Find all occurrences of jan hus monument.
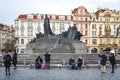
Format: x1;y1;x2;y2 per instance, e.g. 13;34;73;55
26;15;87;54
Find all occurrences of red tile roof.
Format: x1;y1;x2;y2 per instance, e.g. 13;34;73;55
18;15;27;19
33;15;37;19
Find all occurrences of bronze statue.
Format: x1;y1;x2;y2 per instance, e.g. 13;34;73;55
44;15;54;37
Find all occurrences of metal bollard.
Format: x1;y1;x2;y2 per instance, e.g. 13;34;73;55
24;58;26;66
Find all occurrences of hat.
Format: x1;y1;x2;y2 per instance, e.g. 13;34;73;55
110;50;115;53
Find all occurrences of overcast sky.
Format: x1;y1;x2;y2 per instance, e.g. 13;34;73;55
0;0;120;25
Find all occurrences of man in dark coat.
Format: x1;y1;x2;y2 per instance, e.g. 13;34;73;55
3;51;12;76
35;56;43;69
98;53;107;73
12;51;17;69
44;52;51;69
109;53;116;73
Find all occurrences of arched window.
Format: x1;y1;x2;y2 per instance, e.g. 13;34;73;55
91;48;98;53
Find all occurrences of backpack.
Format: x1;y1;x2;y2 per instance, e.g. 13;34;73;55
5;56;11;62
41;64;46;69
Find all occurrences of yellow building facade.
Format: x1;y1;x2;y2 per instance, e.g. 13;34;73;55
89;8;120;54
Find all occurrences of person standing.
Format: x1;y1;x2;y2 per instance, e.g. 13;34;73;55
3;51;12;76
77;56;83;69
109;53;116;73
12;51;17;69
35;56;43;69
98;52;107;73
44;52;51;69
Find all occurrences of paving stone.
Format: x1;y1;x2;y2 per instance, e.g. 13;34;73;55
0;67;120;80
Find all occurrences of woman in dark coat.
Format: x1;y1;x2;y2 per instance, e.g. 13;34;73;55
98;53;107;73
3;52;12;76
35;56;43;69
109;53;116;73
12;51;17;69
77;56;83;69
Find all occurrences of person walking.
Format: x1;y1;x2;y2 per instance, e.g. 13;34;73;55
109;52;116;73
44;52;51;69
12;51;17;69
98;52;107;73
77;56;83;69
35;56;43;69
3;51;12;76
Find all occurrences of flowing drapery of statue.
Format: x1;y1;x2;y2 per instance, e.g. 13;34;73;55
44;15;54;37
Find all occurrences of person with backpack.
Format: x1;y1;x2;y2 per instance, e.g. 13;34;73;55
3;51;12;76
12;51;17;69
35;56;43;69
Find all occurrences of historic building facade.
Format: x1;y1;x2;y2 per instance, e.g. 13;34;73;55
14;14;73;53
72;6;91;52
14;6;120;54
89;8;120;54
0;24;15;51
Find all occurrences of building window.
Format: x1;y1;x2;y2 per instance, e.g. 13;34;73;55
85;18;87;21
114;18;116;22
85;40;87;44
28;21;32;27
92;24;96;29
100;39;102;44
16;30;19;36
80;24;83;29
93;18;95;21
92;39;97;44
100;18;102;22
59;16;64;20
81;18;83;21
85;24;87;29
114;25;116;29
106;39;110;44
52;23;55;29
92;31;96;37
74;17;78;20
27;15;33;19
67;16;71;20
28;30;33;36
21;31;24;36
60;23;64;29
52;15;56;20
85;31;87;36
21;49;25;53
21;39;24;44
21;21;24;27
114;31;116;37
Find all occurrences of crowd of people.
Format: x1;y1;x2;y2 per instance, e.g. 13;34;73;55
35;52;51;69
98;50;116;73
68;56;83;70
2;50;117;76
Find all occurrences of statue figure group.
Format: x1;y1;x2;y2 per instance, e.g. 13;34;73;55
61;24;83;40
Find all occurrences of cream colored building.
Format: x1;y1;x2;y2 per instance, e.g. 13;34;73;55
89;8;120;54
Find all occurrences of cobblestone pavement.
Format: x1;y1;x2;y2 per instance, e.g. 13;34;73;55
0;67;120;80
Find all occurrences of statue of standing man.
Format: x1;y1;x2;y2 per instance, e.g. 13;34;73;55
44;15;54;37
